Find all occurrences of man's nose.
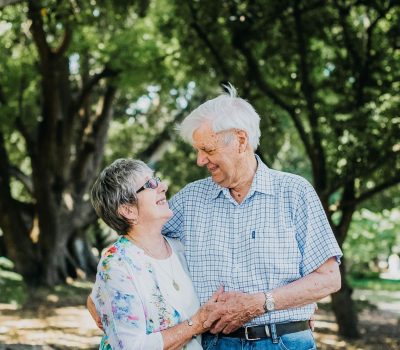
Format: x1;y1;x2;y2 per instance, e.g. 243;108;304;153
196;151;208;167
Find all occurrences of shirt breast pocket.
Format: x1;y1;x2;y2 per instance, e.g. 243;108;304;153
257;221;302;285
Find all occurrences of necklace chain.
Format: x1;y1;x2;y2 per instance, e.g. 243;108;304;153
128;235;180;291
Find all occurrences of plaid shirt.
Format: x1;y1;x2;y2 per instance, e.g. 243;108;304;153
162;155;342;325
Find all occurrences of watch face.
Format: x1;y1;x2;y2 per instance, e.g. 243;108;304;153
266;300;275;311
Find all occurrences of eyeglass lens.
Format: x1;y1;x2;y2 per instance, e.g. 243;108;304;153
146;177;160;189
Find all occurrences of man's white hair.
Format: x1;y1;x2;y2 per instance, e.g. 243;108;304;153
179;83;261;150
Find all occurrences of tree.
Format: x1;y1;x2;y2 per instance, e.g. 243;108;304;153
163;0;400;338
0;0;165;286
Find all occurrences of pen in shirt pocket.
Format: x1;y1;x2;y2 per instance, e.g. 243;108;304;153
251;230;256;239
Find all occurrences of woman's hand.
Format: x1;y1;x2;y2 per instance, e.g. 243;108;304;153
87;295;104;332
191;286;224;334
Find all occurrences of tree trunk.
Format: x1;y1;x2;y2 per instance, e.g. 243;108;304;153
0;132;40;284
0;235;6;256
68;229;99;278
0;207;40;285
1;0;119;287
331;257;360;338
330;185;360;338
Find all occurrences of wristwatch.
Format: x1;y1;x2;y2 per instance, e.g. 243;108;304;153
264;292;275;313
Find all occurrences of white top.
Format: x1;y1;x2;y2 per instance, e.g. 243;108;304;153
148;244;202;350
91;236;203;350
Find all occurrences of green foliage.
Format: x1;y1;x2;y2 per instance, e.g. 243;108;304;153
349;276;400;292
0;265;27;305
162;0;400;202
0;256;14;270
1;0;399;303
156;139;209;197
344;209;400;277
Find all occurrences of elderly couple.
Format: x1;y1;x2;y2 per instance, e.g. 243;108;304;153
87;86;342;350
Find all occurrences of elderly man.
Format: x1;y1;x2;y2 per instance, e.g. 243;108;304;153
88;85;342;349
161;85;342;350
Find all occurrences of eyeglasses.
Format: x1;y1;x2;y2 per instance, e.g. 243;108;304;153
136;177;161;193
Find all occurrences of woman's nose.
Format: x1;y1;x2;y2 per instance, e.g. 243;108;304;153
158;180;168;192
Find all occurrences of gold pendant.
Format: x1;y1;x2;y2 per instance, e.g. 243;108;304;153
173;280;180;291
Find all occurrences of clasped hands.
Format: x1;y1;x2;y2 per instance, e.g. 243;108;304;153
196;286;264;335
89;287;316;334
198;287;317;334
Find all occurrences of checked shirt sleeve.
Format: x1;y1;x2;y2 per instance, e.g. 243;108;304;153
294;180;343;277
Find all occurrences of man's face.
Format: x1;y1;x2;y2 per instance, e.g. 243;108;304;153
192;122;239;188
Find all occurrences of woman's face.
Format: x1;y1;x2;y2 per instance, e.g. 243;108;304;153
135;173;173;224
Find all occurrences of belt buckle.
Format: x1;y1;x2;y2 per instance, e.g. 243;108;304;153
264;325;271;337
245;326;261;341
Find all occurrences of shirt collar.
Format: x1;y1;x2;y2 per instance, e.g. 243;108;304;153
209;154;275;200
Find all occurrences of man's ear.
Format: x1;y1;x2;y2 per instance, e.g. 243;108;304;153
118;204;138;221
236;130;249;153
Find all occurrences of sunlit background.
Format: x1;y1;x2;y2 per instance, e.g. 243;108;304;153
0;0;399;349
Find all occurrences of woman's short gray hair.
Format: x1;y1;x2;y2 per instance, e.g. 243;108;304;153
179;84;261;150
91;159;152;235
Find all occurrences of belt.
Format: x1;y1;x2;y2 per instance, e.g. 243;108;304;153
214;321;310;341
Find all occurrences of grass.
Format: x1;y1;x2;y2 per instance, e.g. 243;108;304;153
348;276;400;291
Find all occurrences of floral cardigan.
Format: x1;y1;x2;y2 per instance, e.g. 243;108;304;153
91;236;193;350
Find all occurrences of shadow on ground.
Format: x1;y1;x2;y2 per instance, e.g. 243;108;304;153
1;285;399;350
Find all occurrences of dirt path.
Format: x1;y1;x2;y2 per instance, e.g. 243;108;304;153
0;291;399;350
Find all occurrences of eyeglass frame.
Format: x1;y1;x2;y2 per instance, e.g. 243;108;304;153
136;176;161;193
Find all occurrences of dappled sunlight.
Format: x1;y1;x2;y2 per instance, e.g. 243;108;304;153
0;304;102;349
1;295;399;349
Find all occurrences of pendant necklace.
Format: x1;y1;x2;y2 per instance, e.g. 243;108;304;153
128;235;180;291
164;237;180;291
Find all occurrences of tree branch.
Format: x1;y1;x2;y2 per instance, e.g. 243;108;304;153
0;132;12;193
0;81;6;105
28;0;51;62
293;1;327;190
137;100;200;162
333;0;361;71
16;75;37;153
327;149;399;196
72;84;117;191
0;131;37;279
9;166;34;195
302;0;327;13
356;5;392;106
70;67;118;117
0;0;23;8
230;29;314;164
185;0;230;77
54;27;73;57
353;175;400;206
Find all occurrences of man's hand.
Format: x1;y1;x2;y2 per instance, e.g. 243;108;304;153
204;291;264;334
87;295;103;331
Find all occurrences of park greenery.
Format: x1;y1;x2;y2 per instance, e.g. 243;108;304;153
0;0;399;340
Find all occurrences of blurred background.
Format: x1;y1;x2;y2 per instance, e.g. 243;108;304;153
0;0;399;349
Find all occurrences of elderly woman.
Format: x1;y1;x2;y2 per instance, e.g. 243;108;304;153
88;159;219;350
